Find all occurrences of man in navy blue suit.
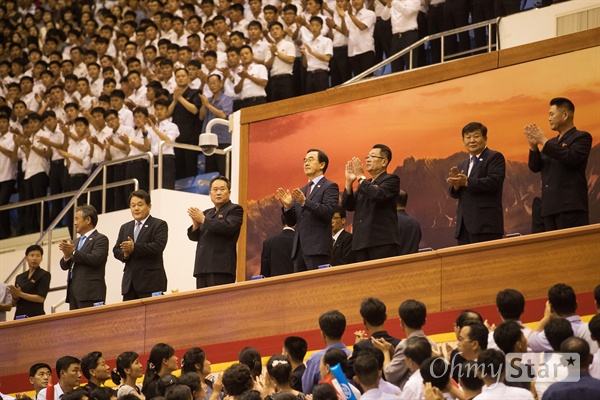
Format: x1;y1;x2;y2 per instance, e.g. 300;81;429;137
448;122;505;245
113;190;168;300
277;149;339;272
525;97;592;231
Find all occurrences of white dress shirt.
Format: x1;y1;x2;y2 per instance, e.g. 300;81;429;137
150;119;180;156
270;40;296;76
240;63;268;99
66;137;91;175
0;132;17;182
20;130;50;179
345;7;376;56
304;35;333;71
381;0;420;34
474;382;534;399
118;107;135;128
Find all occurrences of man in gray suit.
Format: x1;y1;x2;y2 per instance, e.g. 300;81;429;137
59;205;109;309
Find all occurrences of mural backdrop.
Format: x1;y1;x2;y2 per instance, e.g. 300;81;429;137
245;47;600;278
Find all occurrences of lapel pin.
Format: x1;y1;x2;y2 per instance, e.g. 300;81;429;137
218;214;224;219
562;143;567;147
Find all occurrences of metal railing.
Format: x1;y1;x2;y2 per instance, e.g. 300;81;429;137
1;152;155;285
339;17;500;87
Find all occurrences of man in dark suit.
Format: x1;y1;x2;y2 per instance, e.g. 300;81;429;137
113;190;168;300
188;175;244;288
342;144;400;262
330;206;355;266
59;205;109;310
260;215;295;277
277;149;339;272
448;122;505;245
525;97;592;231
397;190;421;255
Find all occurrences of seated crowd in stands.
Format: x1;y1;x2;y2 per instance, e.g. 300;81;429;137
3;284;600;400
0;0;535;238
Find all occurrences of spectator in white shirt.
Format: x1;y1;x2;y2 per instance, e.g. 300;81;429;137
126;71;150;110
589;314;600;379
149;99;180;189
487;288;532;351
248;21;271;65
235;45;268;108
230;4;250;37
381;0;420;72
76;78;97;112
400;336;432;400
338;0;376;77
475;349;534;399
110;90;135;128
327;0;352;87
301;16;333;94
0;113;17;239
265;22;296;101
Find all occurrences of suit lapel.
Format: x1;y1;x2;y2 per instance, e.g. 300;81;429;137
470;148;488;176
136;216;152;242
79;231;97;251
308;178;326;200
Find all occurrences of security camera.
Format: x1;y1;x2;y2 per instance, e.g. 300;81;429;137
199;132;218;156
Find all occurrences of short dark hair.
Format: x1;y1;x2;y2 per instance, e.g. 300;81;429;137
496;289;525;320
322;348;349;373
360;297;387;327
56;356;81;381
353;353;379;387
129;190;151;205
309;16;323;26
222;364;254;396
463;321;489;350
311;383;337;400
248;20;263;30
550;97;575;113
420;357;450;390
493;321;522;355
397;190;408;208
165;384;191;400
404;336;432;366
319;310;346;339
209;175;231;190
178;373;201;396
26;244;44;256
589;314;600;342
398;299;427;329
544;318;573;351
269;21;283;30
29;363;52;378
548;283;577;316
477;349;504;378
283;336;307;362
462;122;488;138
62;388;87;400
458;361;484;391
89;387;116;400
158;374;179;396
373;144;392;163
306;148;329;174
110;89;126;99
333;205;346;219
594;284;600;308
81;351;102;380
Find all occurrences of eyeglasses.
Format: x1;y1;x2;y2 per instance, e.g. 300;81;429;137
365;154;385;160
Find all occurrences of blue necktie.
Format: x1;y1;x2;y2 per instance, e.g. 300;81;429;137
77;235;87;250
134;221;142;242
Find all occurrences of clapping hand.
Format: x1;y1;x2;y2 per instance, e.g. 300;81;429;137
276;188;293;208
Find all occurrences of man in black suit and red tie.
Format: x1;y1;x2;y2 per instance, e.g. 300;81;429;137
330;206;355;266
277;149;340;272
525;97;592;231
260;215;295;277
59;205;109;310
113;190;169;300
447;122;506;245
188;175;244;288
342;144;400;262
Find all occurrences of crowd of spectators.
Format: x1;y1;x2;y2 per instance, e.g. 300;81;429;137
0;0;543;239
3;283;600;400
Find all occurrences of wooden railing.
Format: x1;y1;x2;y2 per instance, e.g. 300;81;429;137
1;224;598;378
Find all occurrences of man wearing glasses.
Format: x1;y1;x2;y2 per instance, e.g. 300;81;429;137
188;175;244;288
277;149;339;272
342;144;400;262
